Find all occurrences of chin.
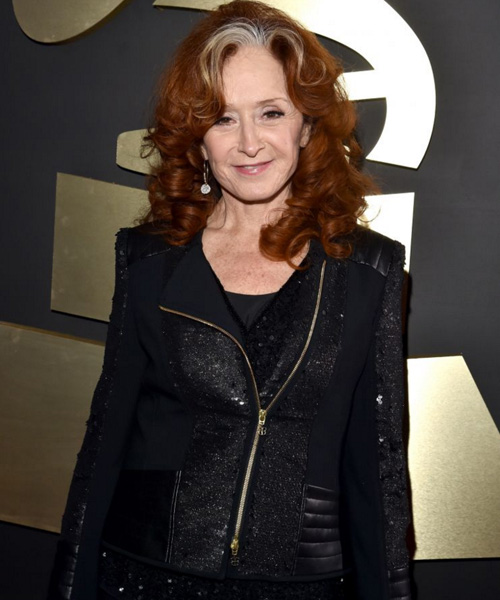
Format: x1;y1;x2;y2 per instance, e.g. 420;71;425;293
224;183;291;205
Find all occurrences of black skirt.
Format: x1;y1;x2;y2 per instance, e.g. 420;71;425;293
98;548;351;600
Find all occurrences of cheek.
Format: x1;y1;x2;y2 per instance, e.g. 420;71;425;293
201;131;221;162
276;127;304;156
203;136;230;166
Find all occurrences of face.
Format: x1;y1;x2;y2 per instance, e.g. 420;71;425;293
201;46;310;206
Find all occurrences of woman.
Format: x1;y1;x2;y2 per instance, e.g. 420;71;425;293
49;1;412;599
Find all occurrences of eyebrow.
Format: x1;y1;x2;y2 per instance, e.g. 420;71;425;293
224;97;290;108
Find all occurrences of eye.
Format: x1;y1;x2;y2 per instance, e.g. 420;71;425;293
213;115;233;126
263;110;285;119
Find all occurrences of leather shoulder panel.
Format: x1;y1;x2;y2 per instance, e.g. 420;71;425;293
348;227;399;277
125;224;170;265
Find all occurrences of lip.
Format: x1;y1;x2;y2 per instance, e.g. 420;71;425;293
233;161;272;176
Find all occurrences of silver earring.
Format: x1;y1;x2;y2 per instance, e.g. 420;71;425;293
201;161;211;195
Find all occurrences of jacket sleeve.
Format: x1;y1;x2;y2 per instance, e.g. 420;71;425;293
47;228;148;600
341;241;412;600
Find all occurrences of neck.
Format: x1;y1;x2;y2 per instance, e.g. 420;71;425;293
206;194;287;240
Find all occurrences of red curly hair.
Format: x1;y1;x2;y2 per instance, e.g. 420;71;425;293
142;0;376;262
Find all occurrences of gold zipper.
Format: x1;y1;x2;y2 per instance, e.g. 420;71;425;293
229;408;266;565
158;259;326;568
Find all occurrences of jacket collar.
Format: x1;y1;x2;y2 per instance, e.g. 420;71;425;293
159;230;245;345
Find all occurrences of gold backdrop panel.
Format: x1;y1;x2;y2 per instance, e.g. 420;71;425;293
0;322;104;532
116;129;159;175
408;356;500;559
12;0;129;43
52;173;148;322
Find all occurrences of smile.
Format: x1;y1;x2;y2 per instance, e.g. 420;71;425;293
233;161;272;176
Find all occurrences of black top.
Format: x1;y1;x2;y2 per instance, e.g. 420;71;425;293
225;290;276;328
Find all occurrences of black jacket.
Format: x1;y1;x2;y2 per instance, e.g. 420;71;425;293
49;225;412;600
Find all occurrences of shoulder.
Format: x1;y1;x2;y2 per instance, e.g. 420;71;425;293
116;223;172;266
347;226;405;277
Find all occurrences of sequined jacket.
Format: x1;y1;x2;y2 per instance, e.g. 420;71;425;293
48;225;412;600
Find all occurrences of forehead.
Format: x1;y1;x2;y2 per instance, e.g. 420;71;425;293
221;46;289;103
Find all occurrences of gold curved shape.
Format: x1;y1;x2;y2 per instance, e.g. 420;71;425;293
12;0;129;43
154;0;224;8
154;0;436;169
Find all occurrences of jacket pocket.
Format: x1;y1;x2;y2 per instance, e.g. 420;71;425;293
102;469;182;563
293;483;343;575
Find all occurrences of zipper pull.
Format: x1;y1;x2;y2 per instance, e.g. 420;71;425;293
258;409;267;436
230;535;240;566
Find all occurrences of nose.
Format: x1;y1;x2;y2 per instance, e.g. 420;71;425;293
237;119;264;157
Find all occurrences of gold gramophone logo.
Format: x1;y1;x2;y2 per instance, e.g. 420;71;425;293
4;0;499;560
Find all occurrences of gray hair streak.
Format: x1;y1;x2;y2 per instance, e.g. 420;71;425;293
198;19;305;88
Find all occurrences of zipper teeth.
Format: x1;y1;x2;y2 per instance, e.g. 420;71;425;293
159;259;326;564
233;423;261;544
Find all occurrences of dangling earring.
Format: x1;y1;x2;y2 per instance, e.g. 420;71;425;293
201;160;211;195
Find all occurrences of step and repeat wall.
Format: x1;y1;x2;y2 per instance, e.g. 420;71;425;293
2;1;499;598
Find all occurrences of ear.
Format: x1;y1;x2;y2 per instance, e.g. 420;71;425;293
200;143;208;160
299;120;312;148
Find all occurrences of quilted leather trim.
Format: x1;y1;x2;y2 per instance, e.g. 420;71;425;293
388;565;411;600
293;484;343;575
348;227;396;277
46;540;79;599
